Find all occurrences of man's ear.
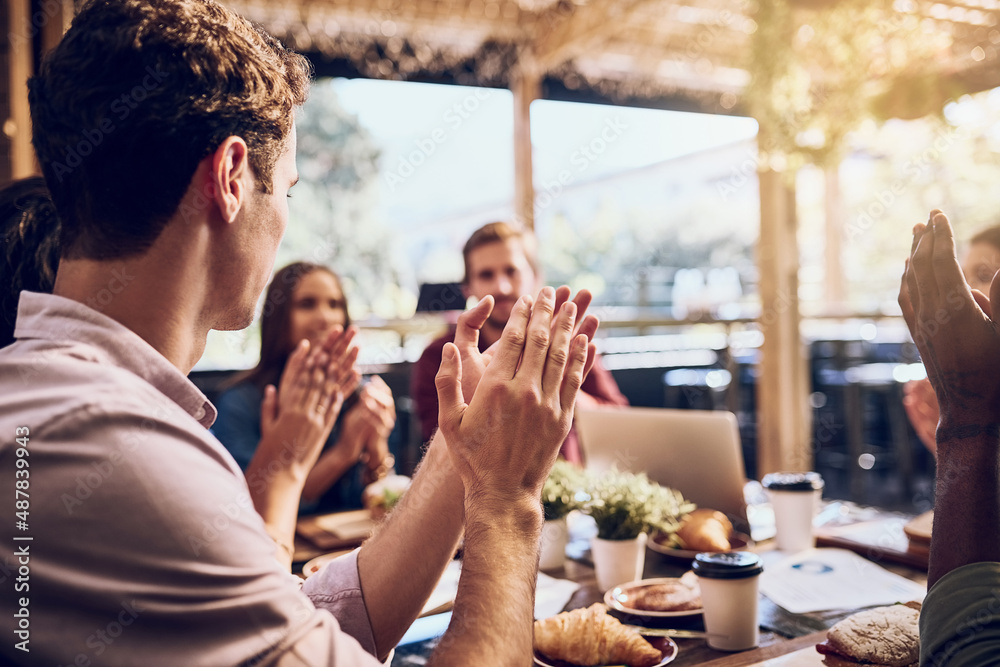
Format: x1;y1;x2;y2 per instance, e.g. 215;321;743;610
210;136;250;224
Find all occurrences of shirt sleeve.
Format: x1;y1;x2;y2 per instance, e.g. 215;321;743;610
301;549;378;651
580;355;629;406
212;383;263;471
920;561;1000;666
3;393;385;667
411;337;447;444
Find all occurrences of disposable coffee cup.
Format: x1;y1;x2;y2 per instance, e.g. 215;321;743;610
692;552;764;651
761;471;824;552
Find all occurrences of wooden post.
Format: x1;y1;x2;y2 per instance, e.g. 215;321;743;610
3;0;71;182
756;167;812;476
7;0;35;179
41;0;74;54
824;165;846;310
511;67;540;230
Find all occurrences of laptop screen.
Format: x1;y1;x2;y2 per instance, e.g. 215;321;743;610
576;406;749;535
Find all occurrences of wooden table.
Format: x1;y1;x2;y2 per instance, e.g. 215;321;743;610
301;508;927;666
389;550;886;666
549;535;926;667
554;556;817;666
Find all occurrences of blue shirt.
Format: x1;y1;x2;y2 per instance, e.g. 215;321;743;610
213;382;368;514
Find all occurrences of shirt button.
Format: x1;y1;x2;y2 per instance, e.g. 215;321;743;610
193;406;206;421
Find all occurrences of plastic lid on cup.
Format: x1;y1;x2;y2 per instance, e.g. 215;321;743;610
692;552;764;579
761;471;825;492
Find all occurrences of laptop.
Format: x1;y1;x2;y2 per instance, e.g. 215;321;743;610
575;406;750;534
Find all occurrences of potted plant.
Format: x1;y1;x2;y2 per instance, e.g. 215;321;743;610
539;460;587;570
581;469;695;591
362;474;411;521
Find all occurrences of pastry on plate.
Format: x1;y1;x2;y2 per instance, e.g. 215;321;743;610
621;575;701;613
676;508;733;552
534;603;662;667
815;602;921;667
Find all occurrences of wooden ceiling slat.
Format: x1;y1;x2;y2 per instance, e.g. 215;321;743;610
228;0;1000;113
531;0;663;71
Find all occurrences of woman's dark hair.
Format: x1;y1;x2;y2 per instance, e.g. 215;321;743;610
231;262;349;390
1;177;60;347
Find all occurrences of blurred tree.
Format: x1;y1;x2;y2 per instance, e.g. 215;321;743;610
538;161;758;319
279;79;405;320
829;89;1000;314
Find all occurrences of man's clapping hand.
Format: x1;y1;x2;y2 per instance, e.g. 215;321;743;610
899;210;1000;441
435;286;591;499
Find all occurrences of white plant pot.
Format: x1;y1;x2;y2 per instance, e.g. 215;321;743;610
590;533;647;592
538;516;569;570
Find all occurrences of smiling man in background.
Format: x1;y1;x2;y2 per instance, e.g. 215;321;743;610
412;221;628;461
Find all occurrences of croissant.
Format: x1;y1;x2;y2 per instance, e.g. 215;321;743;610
533;604;661;667
677;508;732;552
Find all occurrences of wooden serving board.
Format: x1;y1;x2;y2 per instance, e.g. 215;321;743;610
296;509;375;550
814;517;928;571
903;510;933;546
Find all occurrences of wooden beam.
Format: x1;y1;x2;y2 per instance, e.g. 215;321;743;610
41;0;74;55
7;0;34;179
824;165;846;310
512;66;539;231
756;167;812;476
532;0;657;72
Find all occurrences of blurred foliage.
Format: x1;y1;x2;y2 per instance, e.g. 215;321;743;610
746;0;949;170
802;88;1000;314
537;149;760;319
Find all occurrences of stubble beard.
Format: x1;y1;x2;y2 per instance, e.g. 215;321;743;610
482;300;515;342
214;299;259;331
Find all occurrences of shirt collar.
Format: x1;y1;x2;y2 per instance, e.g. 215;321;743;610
14;291;217;427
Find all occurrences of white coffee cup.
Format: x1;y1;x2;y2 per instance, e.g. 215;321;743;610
761;471;824;552
692;552;764;651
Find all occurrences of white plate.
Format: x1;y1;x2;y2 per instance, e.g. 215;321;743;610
647;531;752;561
533;635;678;667
301;549;352;578
604;577;703;618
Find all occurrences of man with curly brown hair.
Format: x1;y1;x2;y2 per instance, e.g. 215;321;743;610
0;1;599;665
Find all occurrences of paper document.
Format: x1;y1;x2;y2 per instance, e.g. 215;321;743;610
535;570;582;619
415;561;581;619
760;548;925;614
419;560;462;617
398;565;581;645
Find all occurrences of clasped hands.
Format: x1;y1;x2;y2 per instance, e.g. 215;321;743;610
257;326;360;480
339;376;397;484
435;286;599;499
900;210;1000;442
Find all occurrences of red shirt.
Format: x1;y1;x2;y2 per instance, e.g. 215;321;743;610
411;328;629;462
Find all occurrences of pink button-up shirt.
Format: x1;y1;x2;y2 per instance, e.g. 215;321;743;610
0;292;382;666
